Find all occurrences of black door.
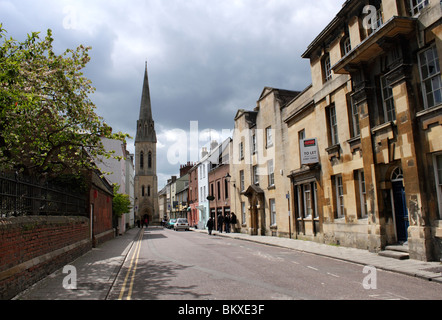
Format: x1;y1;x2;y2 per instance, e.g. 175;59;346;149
392;181;409;243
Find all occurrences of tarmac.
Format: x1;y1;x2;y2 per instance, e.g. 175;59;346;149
12;226;442;300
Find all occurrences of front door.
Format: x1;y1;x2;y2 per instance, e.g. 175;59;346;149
392;180;409;243
251;204;258;236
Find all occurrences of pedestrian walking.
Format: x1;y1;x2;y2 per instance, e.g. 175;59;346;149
217;213;224;233
206;217;214;235
225;213;231;233
230;212;237;233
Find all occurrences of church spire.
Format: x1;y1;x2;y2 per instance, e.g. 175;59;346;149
136;62;157;143
139;61;153;121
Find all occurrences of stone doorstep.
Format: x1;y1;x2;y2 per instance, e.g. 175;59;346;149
378;250;410;260
385;245;409;253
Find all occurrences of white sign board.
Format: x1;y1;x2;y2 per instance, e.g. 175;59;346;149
301;138;319;165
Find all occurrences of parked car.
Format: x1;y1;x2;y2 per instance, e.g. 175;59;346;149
166;219;177;229
174;218;190;231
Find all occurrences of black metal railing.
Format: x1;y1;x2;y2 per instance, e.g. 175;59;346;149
0;172;87;217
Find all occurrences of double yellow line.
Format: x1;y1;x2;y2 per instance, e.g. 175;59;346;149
118;230;144;300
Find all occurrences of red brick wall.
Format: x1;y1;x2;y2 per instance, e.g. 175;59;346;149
90;188;113;236
0;216;91;300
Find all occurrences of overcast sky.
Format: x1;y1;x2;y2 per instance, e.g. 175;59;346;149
1;0;344;188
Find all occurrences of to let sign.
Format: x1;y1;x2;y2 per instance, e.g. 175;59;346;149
301;138;319;165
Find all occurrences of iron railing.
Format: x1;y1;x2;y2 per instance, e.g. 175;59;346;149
0;172;87;217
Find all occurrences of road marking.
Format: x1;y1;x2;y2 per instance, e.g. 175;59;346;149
307;266;319;271
327;272;340;278
118;230;143;300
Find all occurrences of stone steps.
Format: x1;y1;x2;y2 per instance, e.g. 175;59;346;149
378;244;410;260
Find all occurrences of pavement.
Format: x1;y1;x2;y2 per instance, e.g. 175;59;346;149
12;226;442;300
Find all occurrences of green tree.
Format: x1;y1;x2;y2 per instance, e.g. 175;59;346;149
112;185;132;218
0;25;130;181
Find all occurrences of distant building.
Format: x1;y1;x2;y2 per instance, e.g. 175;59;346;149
230;88;300;237
96;138;134;234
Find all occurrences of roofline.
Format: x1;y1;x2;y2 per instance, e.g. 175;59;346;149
301;0;358;59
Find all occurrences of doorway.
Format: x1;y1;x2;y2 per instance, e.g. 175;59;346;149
391;168;409;243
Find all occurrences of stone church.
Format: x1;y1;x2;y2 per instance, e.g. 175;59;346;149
134;63;159;225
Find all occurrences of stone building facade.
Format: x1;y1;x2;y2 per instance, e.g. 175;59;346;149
230;0;442;261
230;88;301;237
284;0;442;261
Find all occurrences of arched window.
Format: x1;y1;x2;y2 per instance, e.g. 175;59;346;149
140;152;144;169
148;185;151;197
391;167;404;182
148;152;152;169
142;186;145;197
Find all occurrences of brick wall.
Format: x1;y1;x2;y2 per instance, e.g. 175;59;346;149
0;216;92;300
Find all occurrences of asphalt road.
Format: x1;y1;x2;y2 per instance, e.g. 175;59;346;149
107;228;442;301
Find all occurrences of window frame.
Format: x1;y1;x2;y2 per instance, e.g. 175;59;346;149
350;96;361;137
418;44;442;110
323;55;332;83
253;165;259;185
328;104;339;146
381;75;397;122
269;198;276;226
410;0;429;16
334;175;345;219
358;170;368;218
241;202;246;225
268;159;275;187
434;153;442;220
266;127;273;148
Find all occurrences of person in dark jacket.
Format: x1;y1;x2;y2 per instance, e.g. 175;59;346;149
230;212;237;233
224;213;231;233
217;213;224;233
206;217;214;235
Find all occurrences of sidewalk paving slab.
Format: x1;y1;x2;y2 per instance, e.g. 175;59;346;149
13;227;141;300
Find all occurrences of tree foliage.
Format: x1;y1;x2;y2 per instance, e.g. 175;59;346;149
112;185;132;218
0;25;130;181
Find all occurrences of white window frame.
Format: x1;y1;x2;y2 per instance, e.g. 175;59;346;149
240;170;245;192
351;97;361;137
324;55;332;82
410;0;429;16
434;153;442;220
253;165;259;185
266;127;273;148
343;37;351;56
372;7;383;31
239;142;244;160
270;199;276;226
335;175;345;218
303;184;313;218
358;170;368;218
268;160;274;187
418;44;442;110
241;202;246;225
252;134;257;154
329;105;339;146
381;75;396;122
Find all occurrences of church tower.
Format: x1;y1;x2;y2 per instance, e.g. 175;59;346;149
134;63;159;225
